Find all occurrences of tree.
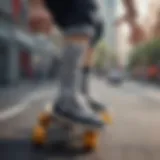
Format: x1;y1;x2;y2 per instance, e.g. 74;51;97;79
93;39;119;70
93;40;109;69
128;38;160;69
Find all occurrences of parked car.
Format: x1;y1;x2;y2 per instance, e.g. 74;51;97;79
107;68;124;85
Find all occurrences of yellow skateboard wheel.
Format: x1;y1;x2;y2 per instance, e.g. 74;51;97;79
101;112;113;125
83;131;99;151
32;125;47;145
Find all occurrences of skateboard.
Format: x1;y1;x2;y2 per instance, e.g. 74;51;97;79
32;103;112;151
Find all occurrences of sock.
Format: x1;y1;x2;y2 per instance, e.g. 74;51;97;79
59;42;88;97
81;66;91;95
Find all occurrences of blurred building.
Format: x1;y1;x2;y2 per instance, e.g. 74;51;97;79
0;0;30;85
116;0;149;65
95;0;118;53
144;0;160;39
103;0;118;50
116;0;132;65
0;0;56;85
101;0;117;50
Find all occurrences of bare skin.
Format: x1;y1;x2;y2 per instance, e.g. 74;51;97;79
29;0;53;34
82;48;94;68
122;0;137;19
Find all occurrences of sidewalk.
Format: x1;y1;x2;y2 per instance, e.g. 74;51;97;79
0;81;53;112
133;79;160;88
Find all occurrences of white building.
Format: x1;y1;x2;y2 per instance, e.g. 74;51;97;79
105;0;118;49
116;0;149;65
116;0;131;65
103;0;118;50
97;0;117;51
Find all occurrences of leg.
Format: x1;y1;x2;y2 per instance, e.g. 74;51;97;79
81;47;94;94
81;20;104;95
44;0;104;128
80;20;106;112
53;34;105;127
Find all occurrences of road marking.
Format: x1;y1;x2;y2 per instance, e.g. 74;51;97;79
0;89;55;121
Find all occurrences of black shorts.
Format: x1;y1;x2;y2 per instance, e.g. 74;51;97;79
44;0;103;37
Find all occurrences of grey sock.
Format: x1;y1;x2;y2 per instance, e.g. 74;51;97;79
59;42;88;97
81;67;90;95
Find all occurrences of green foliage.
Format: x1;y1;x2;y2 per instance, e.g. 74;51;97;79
94;40;109;68
128;38;160;69
93;39;119;69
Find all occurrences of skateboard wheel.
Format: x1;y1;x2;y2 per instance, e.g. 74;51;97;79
101;112;113;125
39;112;52;127
83;131;99;151
32;125;47;146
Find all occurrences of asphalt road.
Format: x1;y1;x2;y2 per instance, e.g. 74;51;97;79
0;78;160;160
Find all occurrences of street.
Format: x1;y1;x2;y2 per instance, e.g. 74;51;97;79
0;78;160;160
